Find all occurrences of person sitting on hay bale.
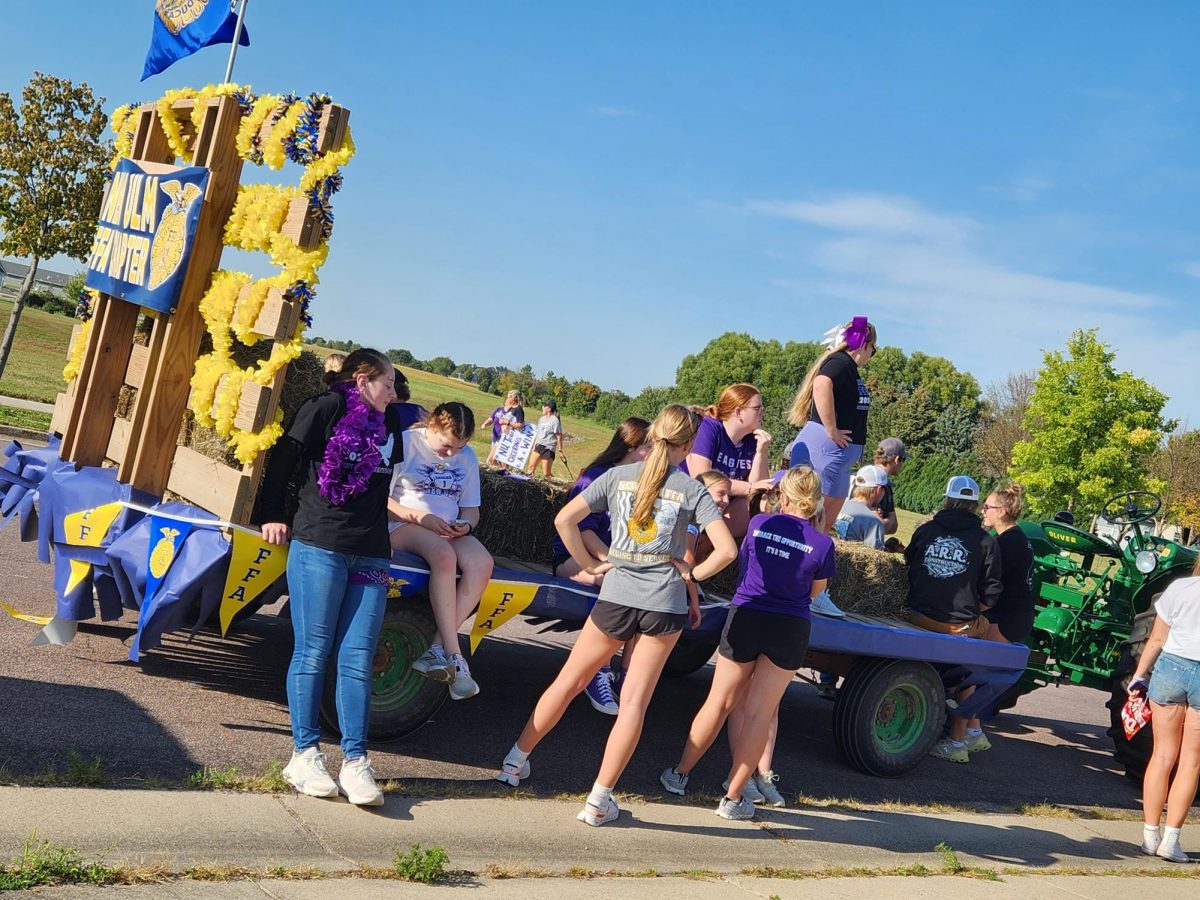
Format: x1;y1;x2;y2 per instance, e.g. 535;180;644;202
388;402;493;701
549;416;652;715
906;475;1002;764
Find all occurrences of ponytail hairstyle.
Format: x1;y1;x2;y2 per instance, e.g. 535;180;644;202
426;401;475;442
989;482;1024;521
631;405;701;528
695;468;732;495
505;389;523;406
704;383;760;421
323;348;393;387
584;416;651;472
787;318;878;428
778;466;822;520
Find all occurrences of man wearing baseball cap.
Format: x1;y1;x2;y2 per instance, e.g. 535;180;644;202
905;475;1002;763
873;437;907;535
833;465;889;550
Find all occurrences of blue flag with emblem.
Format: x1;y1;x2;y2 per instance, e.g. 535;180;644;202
142;1;250;82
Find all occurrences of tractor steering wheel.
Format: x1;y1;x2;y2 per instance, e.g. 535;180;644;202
1100;491;1161;526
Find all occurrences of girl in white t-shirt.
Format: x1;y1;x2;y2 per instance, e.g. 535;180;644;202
389;402;493;700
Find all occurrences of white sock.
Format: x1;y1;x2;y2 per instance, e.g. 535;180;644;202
948;739;967;748
965;727;983;738
504;744;529;767
587;782;613;808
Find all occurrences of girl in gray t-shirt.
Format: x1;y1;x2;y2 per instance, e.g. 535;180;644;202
496;405;738;826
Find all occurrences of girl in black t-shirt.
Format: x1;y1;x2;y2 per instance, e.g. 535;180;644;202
259;348;404;808
786;316;877;529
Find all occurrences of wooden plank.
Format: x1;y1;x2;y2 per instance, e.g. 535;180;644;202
167;446;250;522
234;284;301;341
280;197;322;250
106;416;131;465
50;392;70;437
125;344;151;390
317;104;349;154
123;94;247;496
232;381;272;433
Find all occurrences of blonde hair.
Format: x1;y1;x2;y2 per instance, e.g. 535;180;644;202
778;466;822;519
323;351;347;373
505;389;523;405
988;482;1024;521
787;321;878;427
695;469;732;493
631;405;701;528
704;383;760;421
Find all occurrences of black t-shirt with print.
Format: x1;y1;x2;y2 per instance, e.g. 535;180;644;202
259;391;404;559
809;350;871;445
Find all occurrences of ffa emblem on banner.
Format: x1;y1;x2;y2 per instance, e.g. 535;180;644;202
157;0;209;35
469;581;539;652
218;531;289;635
143;517;194;603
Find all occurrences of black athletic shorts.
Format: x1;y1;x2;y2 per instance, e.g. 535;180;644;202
537;447;557;461
719;604;811;671
590;600;686;642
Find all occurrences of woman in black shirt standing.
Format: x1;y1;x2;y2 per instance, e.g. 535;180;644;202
259;348;404;807
786;316;876;529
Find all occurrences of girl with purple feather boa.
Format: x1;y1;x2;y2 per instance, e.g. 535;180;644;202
259;348;403;808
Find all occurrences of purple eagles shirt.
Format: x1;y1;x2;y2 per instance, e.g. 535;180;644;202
550;465;612;558
682;416;757;481
732;513;837;619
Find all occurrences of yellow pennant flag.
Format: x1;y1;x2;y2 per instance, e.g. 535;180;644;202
218;530;289;636
62;502;124;548
0;600;51;626
469;580;540;652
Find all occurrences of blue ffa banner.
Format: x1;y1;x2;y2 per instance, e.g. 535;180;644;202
84;158;209;315
143;1;251;81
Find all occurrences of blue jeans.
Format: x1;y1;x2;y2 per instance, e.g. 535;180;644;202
286;539;389;758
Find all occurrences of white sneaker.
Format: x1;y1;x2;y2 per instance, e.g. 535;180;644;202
449;654;480;700
660;766;688;796
724;777;765;805
337;756;384;807
716;795;756;820
412;644;455;682
809;590;846;618
577;795;620;826
496;757;530;787
282;747;338;798
1156;840;1191;863
753;770;786;808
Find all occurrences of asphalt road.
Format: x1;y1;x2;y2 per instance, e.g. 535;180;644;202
0;525;1144;812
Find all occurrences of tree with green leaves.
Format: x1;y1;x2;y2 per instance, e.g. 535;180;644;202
0;72;110;380
1010;329;1172;517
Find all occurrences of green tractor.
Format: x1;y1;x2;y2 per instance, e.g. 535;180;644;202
1005;491;1197;776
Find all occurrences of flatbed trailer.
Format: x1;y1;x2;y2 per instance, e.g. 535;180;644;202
365;552;1029;777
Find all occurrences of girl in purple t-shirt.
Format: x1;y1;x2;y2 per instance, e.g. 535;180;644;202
660;467;835;821
684;383;772;543
482;390;524;466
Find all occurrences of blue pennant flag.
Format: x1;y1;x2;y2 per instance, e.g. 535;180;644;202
142;1;250;82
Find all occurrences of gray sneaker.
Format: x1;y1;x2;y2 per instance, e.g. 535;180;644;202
753;770;786;808
716;795;756;820
411;645;455;682
724;776;765;804
660;766;688;796
449;654;480;700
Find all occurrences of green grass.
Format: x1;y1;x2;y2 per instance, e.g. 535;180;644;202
0;405;52;432
0;837;119;891
186;762;288;792
392;844;450;884
0;300;74;404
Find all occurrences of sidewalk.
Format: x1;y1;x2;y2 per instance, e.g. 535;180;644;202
0;394;53;413
0;787;1194;894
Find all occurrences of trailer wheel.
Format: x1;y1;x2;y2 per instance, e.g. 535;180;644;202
320;598;447;742
663;637;720;676
833;658;946;777
1105;607;1158;779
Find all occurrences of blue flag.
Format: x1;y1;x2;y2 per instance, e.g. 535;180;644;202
142;1;250;82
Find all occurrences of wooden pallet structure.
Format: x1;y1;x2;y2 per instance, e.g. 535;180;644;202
50;93;349;524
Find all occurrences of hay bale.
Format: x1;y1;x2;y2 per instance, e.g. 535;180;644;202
827;540;910;618
476;470;571;564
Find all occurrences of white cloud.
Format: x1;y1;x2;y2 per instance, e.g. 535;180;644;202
750;193;1197;419
589;105;638;118
1181;261;1200;279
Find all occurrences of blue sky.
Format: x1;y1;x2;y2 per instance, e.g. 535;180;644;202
3;3;1198;421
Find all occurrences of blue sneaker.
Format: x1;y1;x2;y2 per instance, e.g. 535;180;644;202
585;667;619;715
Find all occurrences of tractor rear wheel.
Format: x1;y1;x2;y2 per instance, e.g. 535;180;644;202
1105;608;1157;779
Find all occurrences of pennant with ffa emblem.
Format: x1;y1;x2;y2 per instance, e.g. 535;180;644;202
218;530;289;636
469;581;539;652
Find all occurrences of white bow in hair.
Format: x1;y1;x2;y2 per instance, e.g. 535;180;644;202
820;323;845;349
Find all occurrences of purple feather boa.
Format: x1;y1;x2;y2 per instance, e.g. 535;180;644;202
317;381;387;506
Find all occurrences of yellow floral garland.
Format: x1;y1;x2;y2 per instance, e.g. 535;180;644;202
69;83;355;466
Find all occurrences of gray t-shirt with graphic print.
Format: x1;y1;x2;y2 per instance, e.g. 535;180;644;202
580;461;723;614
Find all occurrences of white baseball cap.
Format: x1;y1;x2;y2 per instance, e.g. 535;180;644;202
945;475;981;501
853;465;890;489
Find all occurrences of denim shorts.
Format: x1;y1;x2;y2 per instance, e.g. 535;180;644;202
1148;652;1200;711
